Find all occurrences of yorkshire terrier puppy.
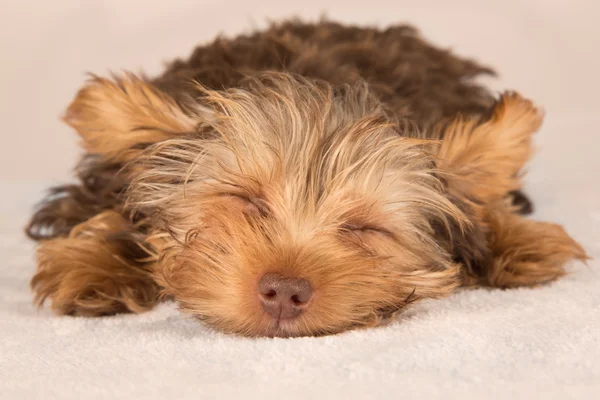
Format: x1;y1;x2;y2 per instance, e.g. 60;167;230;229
26;20;587;337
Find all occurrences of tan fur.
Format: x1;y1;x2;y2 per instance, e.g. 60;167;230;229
437;92;543;221
483;200;588;287
64;73;197;162
27;24;587;337
32;211;159;316
128;75;466;336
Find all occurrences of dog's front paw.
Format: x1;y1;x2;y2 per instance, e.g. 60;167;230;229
485;204;588;288
31;214;160;316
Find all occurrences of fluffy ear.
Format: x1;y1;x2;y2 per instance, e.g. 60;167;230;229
436;92;543;220
63;73;198;161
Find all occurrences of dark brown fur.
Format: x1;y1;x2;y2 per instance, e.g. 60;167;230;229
154;20;495;126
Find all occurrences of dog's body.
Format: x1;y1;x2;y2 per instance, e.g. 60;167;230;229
27;21;586;337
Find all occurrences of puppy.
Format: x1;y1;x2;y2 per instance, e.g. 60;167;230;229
26;20;587;337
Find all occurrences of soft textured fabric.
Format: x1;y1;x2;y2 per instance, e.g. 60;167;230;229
1;1;599;399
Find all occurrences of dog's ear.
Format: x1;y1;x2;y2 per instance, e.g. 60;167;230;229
436;92;543;220
63;73;198;162
432;92;543;282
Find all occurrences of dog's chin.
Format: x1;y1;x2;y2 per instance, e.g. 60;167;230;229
260;323;298;338
257;316;355;338
257;318;307;338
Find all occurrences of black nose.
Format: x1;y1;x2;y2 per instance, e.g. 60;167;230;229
258;273;312;320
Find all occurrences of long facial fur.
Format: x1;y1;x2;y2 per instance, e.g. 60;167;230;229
127;74;466;336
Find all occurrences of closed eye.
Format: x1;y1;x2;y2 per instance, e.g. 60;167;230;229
340;223;393;238
226;193;270;217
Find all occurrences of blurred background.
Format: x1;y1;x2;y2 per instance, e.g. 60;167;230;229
1;0;599;185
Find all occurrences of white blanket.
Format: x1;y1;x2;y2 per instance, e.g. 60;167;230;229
1;1;599;399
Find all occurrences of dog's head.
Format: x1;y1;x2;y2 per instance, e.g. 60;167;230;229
65;72;541;336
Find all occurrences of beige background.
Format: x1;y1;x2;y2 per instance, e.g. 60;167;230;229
1;0;599;183
1;1;599;399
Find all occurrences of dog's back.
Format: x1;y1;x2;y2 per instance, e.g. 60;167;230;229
155;20;495;130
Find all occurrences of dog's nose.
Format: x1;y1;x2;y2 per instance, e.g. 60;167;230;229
258;273;312;320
